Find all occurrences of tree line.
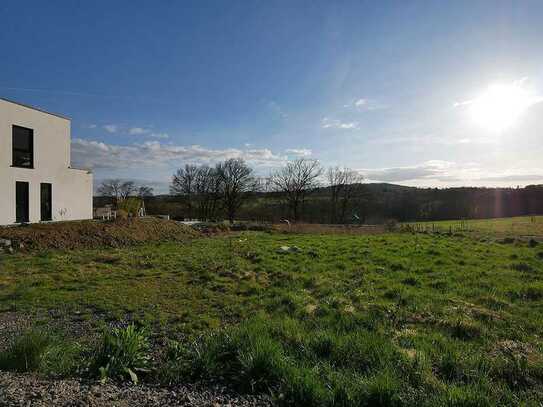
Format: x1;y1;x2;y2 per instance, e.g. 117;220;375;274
166;158;365;223
96;160;543;224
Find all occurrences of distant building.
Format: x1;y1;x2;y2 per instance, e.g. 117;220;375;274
0;97;93;225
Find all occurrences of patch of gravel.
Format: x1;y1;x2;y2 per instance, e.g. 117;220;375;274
0;312;33;351
0;372;273;407
0;311;100;352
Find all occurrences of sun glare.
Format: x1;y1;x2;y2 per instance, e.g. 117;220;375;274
469;83;536;132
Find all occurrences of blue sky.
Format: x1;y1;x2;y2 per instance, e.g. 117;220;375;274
2;1;543;192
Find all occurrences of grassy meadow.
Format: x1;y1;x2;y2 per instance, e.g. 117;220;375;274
406;215;543;237
1;222;543;405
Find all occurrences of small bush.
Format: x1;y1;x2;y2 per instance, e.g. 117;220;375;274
0;330;51;372
0;330;81;377
93;324;150;383
117;198;142;217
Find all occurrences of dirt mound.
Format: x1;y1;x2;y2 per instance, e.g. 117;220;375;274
0;218;199;251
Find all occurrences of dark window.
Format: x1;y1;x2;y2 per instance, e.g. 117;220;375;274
12;125;34;168
16;181;29;223
41;183;52;221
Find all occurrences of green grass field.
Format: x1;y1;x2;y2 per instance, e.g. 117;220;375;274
1;225;543;405
406;215;543;237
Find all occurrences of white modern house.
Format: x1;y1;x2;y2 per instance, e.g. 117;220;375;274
0;97;93;225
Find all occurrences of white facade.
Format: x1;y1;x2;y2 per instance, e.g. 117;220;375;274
0;98;93;225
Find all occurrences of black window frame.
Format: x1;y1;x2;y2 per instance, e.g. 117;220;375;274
12;125;34;169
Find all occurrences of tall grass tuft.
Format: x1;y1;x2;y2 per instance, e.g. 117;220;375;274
0;330;52;372
0;330;81;377
93;324;150;384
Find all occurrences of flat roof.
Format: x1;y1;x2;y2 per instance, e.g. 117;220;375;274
0;97;70;121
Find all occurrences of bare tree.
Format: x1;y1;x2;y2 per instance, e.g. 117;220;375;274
216;158;256;223
170;164;199;218
97;179;138;207
137;185;154;198
97;179;123;205
327;167;363;223
194;165;222;220
271;158;323;222
119;181;136;201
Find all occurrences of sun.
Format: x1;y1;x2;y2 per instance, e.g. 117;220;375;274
469;83;536;132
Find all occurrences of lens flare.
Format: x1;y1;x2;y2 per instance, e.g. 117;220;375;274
469;83;538;132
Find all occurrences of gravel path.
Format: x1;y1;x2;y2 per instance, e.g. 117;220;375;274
0;372;273;407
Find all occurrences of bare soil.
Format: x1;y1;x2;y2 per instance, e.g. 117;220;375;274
0;218;199;251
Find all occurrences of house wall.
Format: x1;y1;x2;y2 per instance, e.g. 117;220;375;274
0;98;93;225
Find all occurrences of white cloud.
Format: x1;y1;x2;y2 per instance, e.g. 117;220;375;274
103;124;118;133
86;124;97;129
71;139;288;171
285;148;312;157
148;132;169;139
321;117;358;129
128;127;149;135
360;160;455;183
344;98;387;111
368;133;494;147
355;99;368;107
358;160;543;187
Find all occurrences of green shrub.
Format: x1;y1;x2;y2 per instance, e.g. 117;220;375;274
0;330;51;372
117;198;142;217
0;330;81;377
40;342;84;377
93;324;150;383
